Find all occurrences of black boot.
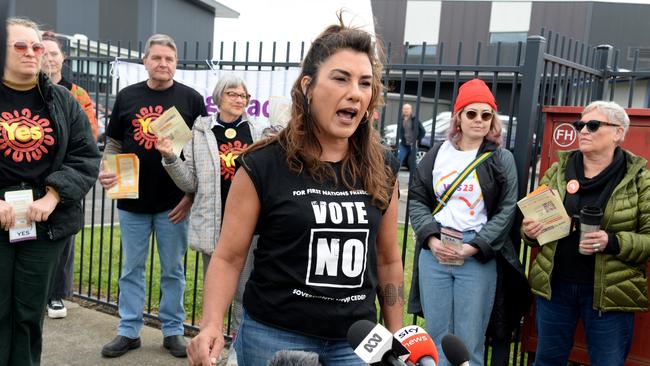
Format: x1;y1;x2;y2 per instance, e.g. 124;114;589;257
163;335;187;357
101;335;141;357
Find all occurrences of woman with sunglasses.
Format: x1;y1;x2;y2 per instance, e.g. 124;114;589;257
0;18;100;364
157;74;259;361
523;100;650;365
407;79;520;366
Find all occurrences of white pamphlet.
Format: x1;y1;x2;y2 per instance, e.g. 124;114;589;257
4;189;37;243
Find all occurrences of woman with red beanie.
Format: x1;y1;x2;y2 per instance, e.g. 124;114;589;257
407;79;521;365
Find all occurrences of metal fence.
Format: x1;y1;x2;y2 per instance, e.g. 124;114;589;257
62;30;647;363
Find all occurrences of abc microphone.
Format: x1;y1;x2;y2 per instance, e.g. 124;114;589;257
267;350;321;366
441;334;470;366
394;325;438;366
347;319;410;366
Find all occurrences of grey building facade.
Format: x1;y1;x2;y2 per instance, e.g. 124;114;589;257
372;0;650;70
10;0;238;59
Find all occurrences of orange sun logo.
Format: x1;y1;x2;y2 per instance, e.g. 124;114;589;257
0;108;54;163
132;105;164;150
219;140;248;180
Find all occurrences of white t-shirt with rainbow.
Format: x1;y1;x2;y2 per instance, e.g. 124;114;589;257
432;141;488;233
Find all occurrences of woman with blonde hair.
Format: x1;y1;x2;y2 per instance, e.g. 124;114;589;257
0;17;100;364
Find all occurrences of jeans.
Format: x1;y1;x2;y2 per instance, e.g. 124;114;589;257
117;209;188;338
418;230;496;366
397;143;411;167
0;228;67;365
534;281;634;366
234;312;366;366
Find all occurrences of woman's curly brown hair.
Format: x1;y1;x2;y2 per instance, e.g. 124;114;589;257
248;12;393;209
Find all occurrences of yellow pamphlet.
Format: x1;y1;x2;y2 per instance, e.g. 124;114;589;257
517;185;571;245
103;154;139;199
149;106;192;156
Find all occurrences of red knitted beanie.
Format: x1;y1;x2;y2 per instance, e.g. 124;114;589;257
453;79;497;114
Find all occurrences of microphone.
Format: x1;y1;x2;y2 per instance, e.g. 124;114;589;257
267;350;321;366
394;325;438;366
441;334;470;366
347;319;410;366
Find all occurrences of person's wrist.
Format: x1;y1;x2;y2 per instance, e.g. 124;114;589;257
45;186;61;203
163;153;177;163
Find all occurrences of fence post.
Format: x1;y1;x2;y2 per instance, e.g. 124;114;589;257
592;45;613;101
514;36;546;198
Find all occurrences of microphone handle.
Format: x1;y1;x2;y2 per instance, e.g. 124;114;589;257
383;354;408;366
417;356;438;366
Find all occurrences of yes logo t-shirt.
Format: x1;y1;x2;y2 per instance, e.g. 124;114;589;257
240;142;399;340
0;84;57;187
211;115;252;216
106;81;206;213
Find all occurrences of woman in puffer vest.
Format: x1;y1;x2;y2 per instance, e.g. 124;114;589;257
523;100;650;366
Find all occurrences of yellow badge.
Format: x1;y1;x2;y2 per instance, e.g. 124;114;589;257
224;128;237;139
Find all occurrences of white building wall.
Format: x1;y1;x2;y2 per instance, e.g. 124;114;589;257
404;0;442;44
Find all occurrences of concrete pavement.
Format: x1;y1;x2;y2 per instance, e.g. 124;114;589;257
41;300;230;366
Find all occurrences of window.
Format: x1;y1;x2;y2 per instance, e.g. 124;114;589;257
406;44;437;64
489;32;527;44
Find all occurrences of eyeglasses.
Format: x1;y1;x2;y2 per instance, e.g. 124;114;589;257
463;110;494;122
571;120;619;133
10;41;45;56
225;91;250;101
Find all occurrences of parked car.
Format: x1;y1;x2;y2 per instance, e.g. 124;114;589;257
384;112;518;166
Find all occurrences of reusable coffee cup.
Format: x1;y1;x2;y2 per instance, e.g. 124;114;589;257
579;206;603;255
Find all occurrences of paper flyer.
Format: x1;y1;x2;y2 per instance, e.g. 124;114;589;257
517;185;571;245
103;154;140;199
4;189;37;243
149;106;192;156
439;227;464;265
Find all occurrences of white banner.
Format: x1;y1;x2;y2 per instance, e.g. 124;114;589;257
114;61;301;134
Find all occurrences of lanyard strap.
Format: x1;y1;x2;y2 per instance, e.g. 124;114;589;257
432;150;495;216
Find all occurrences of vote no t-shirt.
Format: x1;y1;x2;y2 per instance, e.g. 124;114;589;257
106;81;206;213
0;83;57;187
240;142;398;340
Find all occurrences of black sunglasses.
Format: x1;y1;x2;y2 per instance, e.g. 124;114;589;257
572;120;619;133
463;110;494;122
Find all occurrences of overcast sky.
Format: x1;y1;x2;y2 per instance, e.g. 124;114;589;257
212;0;374;62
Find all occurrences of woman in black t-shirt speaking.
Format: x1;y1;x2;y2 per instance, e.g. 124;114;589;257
0;18;100;365
187;13;403;366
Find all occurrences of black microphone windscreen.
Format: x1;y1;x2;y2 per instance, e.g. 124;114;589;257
267;350;321;366
441;334;470;366
346;319;376;349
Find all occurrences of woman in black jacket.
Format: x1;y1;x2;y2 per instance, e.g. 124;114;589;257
0;18;100;365
407;79;520;366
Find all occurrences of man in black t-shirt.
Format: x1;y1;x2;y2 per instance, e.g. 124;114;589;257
98;34;206;359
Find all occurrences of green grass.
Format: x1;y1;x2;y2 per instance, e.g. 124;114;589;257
73;226;207;326
74;224;424;328
73;223;530;345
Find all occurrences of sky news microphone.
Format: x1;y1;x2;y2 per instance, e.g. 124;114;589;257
394;325;439;366
347;319;410;366
267;350;321;366
441;334;470;366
